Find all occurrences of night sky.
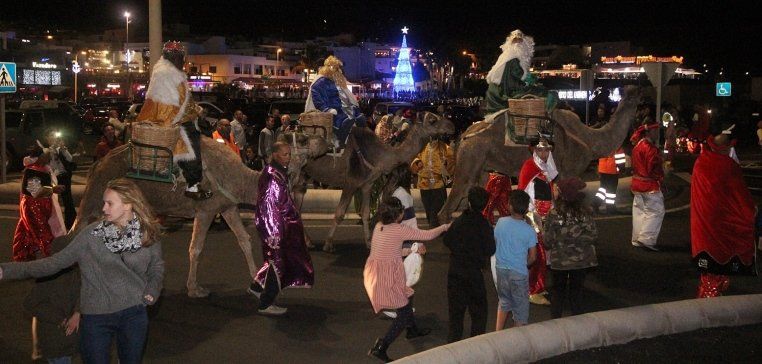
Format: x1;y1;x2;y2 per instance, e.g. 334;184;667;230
2;0;760;76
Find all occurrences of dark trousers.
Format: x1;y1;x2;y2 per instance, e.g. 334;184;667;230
334;114;367;148
253;265;280;309
550;269;587;318
420;187;447;227
177;121;203;187
447;269;488;343
599;173;619;204
56;172;76;229
80;305;148;364
382;298;416;346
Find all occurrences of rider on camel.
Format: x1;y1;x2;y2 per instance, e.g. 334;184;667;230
136;41;211;200
305;56;367;152
485;29;557;114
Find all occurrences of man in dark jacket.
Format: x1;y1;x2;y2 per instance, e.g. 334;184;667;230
442;186;496;343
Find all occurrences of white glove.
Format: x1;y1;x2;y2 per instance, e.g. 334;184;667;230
328;108;338;116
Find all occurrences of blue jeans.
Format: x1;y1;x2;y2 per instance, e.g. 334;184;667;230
80;305;148;364
495;267;530;324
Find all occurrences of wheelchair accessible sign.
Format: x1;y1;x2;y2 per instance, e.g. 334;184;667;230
0;62;17;93
716;82;731;97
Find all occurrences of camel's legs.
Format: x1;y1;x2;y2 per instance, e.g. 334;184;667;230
438;158;483;224
292;184;314;248
360;183;373;249
187;212;216;298
221;207;259;285
324;187;357;252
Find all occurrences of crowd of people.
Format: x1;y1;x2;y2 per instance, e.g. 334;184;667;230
1;32;758;364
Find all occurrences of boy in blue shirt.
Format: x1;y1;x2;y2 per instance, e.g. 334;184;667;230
493;190;537;329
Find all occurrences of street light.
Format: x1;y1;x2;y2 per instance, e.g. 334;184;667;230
276;48;282;79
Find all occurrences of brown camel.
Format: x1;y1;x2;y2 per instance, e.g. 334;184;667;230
71;134;326;298
292;112;455;252
438;86;641;223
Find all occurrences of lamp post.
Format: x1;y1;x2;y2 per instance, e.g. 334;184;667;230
276;48;282;79
124;11;132;98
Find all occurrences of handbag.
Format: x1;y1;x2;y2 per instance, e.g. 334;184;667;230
404;243;424;287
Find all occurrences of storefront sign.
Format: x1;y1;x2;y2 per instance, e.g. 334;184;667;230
32;62;58;69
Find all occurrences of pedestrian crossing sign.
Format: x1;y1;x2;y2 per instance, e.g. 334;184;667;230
0;62;17;93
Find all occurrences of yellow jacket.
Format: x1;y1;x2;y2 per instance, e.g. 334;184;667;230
411;141;455;189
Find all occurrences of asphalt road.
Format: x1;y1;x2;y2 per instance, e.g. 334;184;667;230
1;197;761;363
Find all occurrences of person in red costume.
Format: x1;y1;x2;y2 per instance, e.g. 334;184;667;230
630;122;664;252
12;147;66;262
691;128;756;298
483;171;512;225
517;138;557;306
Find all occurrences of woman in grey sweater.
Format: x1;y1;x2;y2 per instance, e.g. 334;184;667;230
1;178;165;364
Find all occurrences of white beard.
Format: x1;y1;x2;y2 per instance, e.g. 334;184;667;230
486;39;534;85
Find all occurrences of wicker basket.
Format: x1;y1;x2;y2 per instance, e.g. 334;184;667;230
508;96;546;141
130;122;179;172
299;111;334;141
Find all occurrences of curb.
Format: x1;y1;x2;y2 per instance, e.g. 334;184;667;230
394;294;762;364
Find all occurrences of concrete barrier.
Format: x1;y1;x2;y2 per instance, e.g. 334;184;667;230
394;294;762;364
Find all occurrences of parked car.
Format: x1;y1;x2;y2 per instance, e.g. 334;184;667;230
197;101;225;127
268;99;306;122
4;108;84;170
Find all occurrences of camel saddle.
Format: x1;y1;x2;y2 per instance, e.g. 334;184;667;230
501;96;554;146
299;110;334;142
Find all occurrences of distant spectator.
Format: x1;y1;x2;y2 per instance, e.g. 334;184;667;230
212;119;240;157
243;145;263;171
280;115;294;133
230;110;247;151
258;116;277;162
94;125;123;160
107;110;126;138
756;120;762;151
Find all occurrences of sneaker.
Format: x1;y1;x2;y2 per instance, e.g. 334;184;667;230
529;293;551;306
382;310;397;319
246;283;262;299
258;305;287;316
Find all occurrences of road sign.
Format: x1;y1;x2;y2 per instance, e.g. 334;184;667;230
716;82;732;97
0;62;17;93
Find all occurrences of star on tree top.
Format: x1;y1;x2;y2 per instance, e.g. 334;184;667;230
401;26;409;34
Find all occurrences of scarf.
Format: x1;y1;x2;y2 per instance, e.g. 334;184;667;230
92;213;144;253
533;151;559;181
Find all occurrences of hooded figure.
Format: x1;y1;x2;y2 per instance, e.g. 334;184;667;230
305;56;367;150
691;128;756;298
485;30;556;114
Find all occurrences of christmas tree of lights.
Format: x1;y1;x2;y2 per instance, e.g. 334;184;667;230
393;26;415;93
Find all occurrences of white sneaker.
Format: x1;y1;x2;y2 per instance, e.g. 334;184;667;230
258;305;287;316
382;310;397;319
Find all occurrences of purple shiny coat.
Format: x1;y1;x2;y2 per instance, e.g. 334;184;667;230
254;164;314;289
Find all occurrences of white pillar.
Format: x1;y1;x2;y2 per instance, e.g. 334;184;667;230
149;0;162;72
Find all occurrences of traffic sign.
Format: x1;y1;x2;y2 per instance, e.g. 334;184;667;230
0;62;17;93
716;82;732;97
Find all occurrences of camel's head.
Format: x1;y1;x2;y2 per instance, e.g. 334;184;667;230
414;111;456;138
279;132;330;183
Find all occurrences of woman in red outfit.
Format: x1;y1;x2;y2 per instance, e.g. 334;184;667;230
483;172;512;225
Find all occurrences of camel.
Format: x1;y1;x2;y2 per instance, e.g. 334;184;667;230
438;86;641;223
71;134;327;298
292;112;455;252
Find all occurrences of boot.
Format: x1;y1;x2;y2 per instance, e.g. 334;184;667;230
405;325;432;340
367;338;392;362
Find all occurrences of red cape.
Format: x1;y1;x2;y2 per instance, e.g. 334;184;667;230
691;140;756;273
518;158;542;190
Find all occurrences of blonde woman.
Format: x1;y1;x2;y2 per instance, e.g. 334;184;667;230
1;178;165;364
